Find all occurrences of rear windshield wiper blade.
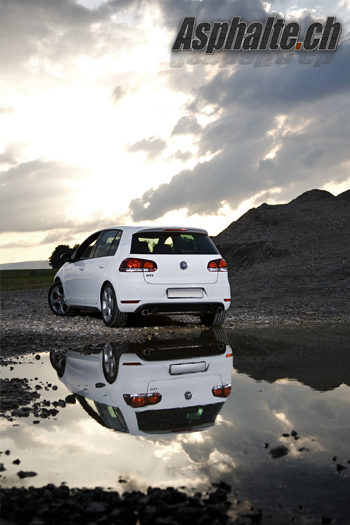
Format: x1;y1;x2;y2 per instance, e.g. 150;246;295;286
179;250;206;254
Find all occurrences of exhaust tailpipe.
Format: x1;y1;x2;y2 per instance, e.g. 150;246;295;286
141;309;149;316
217;306;223;314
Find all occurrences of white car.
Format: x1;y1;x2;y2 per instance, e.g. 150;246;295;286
48;226;231;327
49;329;233;435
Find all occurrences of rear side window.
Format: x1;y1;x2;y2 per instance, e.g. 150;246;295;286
94;230;122;258
130;232;219;255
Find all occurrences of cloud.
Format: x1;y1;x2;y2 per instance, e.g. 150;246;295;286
171;115;202;136
128;145;269;221
1;0;350;250
0;240;37;249
39;230;77;246
168;150;194;162
0;105;15;115
0;0;146;76
111;82;141;104
0;142;27;165
127;136;168;162
126;5;350;222
0;158;87;233
194;44;350;113
129;40;350;221
32;209;131;247
158;0;275;29
111;85;129;103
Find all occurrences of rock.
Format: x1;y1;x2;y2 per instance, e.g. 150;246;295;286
17;470;37;478
336;464;347;474
212;481;231;492
84;501;107;514
12;408;30;417
269;445;289;459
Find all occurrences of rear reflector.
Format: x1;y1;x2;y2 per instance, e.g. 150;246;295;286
123;392;162;408
212;383;232;398
207;259;227;272
119;258;158;272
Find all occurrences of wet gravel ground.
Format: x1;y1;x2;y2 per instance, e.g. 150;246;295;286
0;369;246;525
2;288;350;364
1;288;350;524
1;483;241;525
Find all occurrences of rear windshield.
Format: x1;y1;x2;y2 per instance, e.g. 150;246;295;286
130;232;219;255
136;403;224;433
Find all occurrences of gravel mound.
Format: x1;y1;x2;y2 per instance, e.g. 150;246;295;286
214;189;350;316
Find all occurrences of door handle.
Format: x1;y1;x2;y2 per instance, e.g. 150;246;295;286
98;265;105;269
79;267;84;271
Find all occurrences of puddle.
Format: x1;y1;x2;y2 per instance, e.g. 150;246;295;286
1;326;350;523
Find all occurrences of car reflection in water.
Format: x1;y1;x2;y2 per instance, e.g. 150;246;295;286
50;328;233;436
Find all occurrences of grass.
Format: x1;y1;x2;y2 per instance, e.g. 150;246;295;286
0;269;57;291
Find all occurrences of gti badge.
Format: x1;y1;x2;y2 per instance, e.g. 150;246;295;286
180;261;188;270
184;391;192;400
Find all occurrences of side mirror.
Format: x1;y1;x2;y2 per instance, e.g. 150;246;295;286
60;252;72;262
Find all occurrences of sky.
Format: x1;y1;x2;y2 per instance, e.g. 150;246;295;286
1;0;349;264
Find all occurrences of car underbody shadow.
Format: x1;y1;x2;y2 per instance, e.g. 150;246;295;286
77;309;199;327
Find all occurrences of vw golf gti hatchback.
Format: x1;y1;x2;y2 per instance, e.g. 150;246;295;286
48;226;231;327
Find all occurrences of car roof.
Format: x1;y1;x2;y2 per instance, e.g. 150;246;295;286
99;226;209;235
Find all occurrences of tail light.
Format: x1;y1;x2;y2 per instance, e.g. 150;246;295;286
123;392;162;408
212;383;231;398
207;258;227;272
119;258;158;272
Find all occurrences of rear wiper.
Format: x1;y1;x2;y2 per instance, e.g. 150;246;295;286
179;250;205;254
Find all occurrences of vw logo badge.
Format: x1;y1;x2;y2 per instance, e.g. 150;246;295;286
184;391;192;400
180;261;188;270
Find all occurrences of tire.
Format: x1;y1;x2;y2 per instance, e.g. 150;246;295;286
101;283;128;328
49;350;66;377
102;343;122;383
200;309;227;328
48;281;77;317
211;327;229;346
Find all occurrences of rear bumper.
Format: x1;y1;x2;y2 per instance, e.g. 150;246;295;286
134;302;225;315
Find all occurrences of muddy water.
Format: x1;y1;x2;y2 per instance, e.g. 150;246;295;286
1;326;350;524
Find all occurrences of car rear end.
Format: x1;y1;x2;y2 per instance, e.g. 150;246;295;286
112;227;231;320
119;331;233;435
